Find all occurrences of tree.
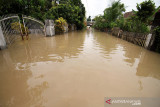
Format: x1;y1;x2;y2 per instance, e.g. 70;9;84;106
136;0;155;23
87;16;91;21
0;0;52;21
93;0;125;30
92;18;95;21
0;0;85;30
44;0;85;30
103;0;125;22
93;15;107;30
0;0;24;16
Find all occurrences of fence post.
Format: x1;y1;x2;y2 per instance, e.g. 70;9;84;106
44;24;47;36
22;15;27;35
0;26;6;49
18;16;23;36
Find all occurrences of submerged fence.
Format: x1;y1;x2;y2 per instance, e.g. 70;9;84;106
0;14;45;49
22;15;45;35
0;15;20;49
107;27;153;49
0;14;76;50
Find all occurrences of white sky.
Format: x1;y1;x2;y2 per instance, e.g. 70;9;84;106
81;0;160;19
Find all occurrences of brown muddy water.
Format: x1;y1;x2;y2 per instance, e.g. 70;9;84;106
0;29;160;107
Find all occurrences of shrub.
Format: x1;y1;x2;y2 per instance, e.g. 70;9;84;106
121;16;150;33
110;22;117;28
93;16;108;31
116;16;125;29
11;22;29;34
44;2;85;30
103;1;125;22
55;17;67;34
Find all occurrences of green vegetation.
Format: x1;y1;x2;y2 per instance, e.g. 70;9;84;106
55;17;67;34
121;16;150;33
0;0;85;30
0;0;52;21
93;0;156;33
93;0;125;30
136;0;156;23
87;16;91;21
151;27;160;53
93;15;106;30
103;1;125;23
44;0;85;30
11;22;29;34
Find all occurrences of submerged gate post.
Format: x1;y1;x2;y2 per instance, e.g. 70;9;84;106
45;20;55;37
22;15;27;36
18;16;23;36
0;26;6;49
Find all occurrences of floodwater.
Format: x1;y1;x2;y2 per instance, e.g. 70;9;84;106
0;29;160;107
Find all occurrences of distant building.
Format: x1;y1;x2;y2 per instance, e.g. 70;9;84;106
87;20;95;26
87;21;92;26
124;11;134;18
124;10;160;26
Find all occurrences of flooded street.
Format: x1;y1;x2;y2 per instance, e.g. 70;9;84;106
0;29;160;107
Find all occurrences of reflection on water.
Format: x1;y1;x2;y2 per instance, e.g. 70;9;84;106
0;29;160;107
136;50;160;79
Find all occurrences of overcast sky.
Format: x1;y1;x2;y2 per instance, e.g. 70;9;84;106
81;0;160;19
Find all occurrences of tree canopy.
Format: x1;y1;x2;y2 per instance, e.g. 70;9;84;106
93;0;155;33
0;0;52;21
0;0;86;30
87;16;91;21
136;0;156;23
93;0;125;30
103;0;125;22
44;0;85;30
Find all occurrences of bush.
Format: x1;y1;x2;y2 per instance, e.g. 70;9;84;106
55;17;67;34
116;16;125;29
44;2;85;30
110;22;117;28
11;22;29;34
121;16;150;33
93;16;108;31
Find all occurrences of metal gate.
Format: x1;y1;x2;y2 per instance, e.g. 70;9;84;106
22;15;45;35
0;14;21;46
0;14;45;49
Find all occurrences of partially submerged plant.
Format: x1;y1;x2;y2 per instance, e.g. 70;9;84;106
55;17;67;34
11;22;29;40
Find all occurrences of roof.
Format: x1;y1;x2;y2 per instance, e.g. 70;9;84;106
124;11;134;18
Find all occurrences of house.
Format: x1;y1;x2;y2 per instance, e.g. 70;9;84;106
124;11;134;18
